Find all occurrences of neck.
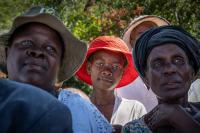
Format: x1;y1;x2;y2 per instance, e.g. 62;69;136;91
158;96;189;107
38;84;58;98
90;89;115;106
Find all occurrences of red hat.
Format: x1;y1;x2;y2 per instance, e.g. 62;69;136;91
76;36;138;88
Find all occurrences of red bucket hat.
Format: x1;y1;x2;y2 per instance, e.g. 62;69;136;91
76;36;138;88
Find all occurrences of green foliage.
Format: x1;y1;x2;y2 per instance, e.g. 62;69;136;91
1;0;200;94
62;76;92;95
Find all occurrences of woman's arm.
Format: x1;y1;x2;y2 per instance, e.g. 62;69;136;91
144;104;200;132
169;105;200;133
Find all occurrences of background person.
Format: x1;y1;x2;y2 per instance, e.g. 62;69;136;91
188;79;200;102
116;15;170;112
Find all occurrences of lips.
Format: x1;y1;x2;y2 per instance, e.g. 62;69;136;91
23;60;47;71
161;81;182;88
100;77;113;83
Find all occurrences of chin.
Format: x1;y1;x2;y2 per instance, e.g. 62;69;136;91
99;86;114;91
20;77;44;89
159;95;186;104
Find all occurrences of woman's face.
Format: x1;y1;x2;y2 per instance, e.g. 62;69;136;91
144;44;194;102
87;50;126;91
130;21;156;48
7;23;62;90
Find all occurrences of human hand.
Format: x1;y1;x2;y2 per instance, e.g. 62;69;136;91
112;124;122;133
144;104;180;131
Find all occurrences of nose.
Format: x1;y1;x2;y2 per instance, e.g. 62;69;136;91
26;48;45;59
101;65;112;77
163;62;176;75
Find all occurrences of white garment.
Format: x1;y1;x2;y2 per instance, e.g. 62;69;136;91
188;79;200;102
115;77;157;112
111;96;147;126
58;89;113;133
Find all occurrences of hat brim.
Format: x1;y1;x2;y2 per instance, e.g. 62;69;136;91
76;47;138;88
123;15;170;50
0;13;87;83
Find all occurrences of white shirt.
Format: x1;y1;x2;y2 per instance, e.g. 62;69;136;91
188;79;200;102
115;77;157;112
111;96;147;125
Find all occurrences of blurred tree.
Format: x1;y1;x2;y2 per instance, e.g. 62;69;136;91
0;0;200;94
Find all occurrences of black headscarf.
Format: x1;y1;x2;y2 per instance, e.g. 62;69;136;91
133;25;200;77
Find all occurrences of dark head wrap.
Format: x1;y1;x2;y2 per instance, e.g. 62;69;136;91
133;25;200;77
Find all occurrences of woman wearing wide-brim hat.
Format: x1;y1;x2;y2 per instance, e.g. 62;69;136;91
116;15;170;112
0;6;113;133
76;36;147;132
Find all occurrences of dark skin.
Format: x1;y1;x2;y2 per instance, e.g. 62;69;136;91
143;44;200;132
87;50;126;132
130;21;156;49
6;23;63;96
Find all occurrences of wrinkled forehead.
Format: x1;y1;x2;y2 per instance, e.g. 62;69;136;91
147;43;188;61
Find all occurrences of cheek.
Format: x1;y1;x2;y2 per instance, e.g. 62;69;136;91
182;67;194;87
7;49;19;68
90;67;98;79
145;69;160;89
49;57;61;73
6;49;21;79
114;70;124;81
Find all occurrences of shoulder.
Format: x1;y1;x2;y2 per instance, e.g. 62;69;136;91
0;79;72;133
58;89;113;133
59;89;105;117
122;117;152;133
0;79;55;105
58;89;90;106
190;79;200;89
188;80;200;102
120;98;146;109
0;78;71;113
189;79;200;95
117;97;147;117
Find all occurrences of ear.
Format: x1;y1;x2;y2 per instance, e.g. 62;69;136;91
86;62;92;75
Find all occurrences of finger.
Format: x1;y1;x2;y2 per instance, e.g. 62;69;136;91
145;106;159;121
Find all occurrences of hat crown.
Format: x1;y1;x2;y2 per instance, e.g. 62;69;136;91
22;6;57;17
90;36;129;53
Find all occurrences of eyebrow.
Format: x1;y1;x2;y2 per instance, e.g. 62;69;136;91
150;53;186;62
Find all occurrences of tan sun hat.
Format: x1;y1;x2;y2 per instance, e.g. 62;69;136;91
123;15;170;50
0;6;87;83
